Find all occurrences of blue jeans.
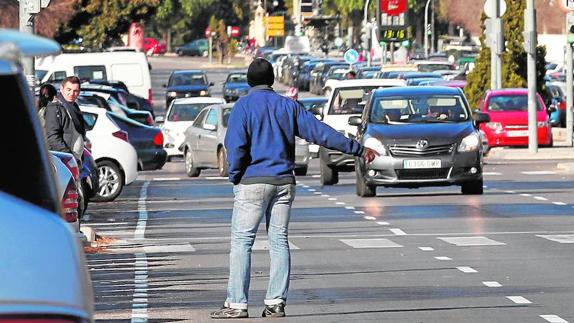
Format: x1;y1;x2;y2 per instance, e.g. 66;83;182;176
225;183;295;310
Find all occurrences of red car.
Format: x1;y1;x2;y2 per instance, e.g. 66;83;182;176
478;88;553;147
144;37;167;55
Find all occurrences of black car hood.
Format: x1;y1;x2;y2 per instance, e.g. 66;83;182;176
366;122;475;145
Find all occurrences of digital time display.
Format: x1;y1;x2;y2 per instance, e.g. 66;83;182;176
380;29;407;41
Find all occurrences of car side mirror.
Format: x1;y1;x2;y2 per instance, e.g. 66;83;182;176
474;112;490;124
348;116;362;126
204;123;217;131
155;115;165;124
209;82;215;87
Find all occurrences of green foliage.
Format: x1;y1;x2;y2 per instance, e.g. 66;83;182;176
465;0;547;107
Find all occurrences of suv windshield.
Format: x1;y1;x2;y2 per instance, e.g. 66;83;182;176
328;86;378;115
370;95;470;123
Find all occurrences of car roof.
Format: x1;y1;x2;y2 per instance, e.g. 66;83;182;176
172;97;226;104
332;78;407;89
372;86;462;97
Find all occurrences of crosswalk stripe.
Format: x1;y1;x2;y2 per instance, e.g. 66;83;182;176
537;234;574;243
540;315;569;323
506;296;531;304
438;236;505;246
253;240;300;251
340;238;403;248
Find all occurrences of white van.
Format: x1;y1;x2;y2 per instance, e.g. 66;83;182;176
35;51;152;101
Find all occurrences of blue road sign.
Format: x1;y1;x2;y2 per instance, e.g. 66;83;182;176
344;49;359;64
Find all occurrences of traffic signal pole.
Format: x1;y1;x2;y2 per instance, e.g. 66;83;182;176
567;13;574;146
19;0;36;88
525;0;538;152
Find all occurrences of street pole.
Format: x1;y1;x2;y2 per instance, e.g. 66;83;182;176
431;0;435;54
424;0;432;58
525;0;538;152
567;13;574;146
364;0;371;67
208;35;213;64
19;1;36;88
490;0;502;90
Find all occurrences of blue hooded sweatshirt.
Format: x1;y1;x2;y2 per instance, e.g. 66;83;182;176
224;85;364;185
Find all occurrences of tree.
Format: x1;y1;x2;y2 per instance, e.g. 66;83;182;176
0;0;78;38
465;0;547;107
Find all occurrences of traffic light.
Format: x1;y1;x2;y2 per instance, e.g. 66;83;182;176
361;23;372;50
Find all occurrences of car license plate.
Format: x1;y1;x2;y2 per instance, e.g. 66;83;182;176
403;159;441;169
507;130;529;137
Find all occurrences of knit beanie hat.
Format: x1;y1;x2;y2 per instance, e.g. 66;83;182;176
247;58;274;87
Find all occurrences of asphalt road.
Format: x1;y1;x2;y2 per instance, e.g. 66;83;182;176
85;56;574;323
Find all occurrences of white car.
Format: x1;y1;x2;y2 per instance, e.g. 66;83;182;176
160;97;226;159
80;104;138;202
318;79;406;185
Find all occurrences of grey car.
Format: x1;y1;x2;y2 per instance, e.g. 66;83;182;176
181;103;310;177
351;86;490;197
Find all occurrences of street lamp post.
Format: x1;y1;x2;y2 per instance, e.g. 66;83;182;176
424;0;432;58
364;0;371;66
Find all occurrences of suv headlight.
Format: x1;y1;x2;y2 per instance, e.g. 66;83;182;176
364;137;388;156
167;91;177;97
458;133;480;152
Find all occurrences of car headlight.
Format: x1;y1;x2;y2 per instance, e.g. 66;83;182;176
167;91;177;97
458;133;480;152
200;90;208;96
225;88;237;95
537;121;548;127
485;122;503;132
364;137;388;156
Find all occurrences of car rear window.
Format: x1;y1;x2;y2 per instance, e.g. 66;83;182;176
168;103;213;121
328;86;378;115
169;73;207;86
487;95;542;112
222;108;233;127
370;95;470;123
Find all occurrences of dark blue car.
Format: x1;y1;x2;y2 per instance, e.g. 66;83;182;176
223;72;250;102
164;70;213;107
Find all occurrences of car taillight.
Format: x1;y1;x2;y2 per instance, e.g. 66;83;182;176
148;88;153;105
62;179;79;223
112;130;129;142
58;154;80;181
146;114;154;126
153;131;164;146
85;141;93;151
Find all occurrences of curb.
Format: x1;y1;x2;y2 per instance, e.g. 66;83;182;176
557;162;574;173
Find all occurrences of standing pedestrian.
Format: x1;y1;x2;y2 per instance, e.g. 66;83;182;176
37;83;57;128
44;76;86;163
209;59;377;319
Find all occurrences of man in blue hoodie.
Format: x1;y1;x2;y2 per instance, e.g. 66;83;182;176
210;59;377;319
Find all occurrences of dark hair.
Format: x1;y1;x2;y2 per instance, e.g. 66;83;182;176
348;71;357;77
38;83;57;109
62;76;81;87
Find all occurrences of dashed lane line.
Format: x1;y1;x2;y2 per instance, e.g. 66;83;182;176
390;228;407;236
457;266;478;273
376;221;390;226
506;296;532;304
540;315;569;323
483;281;502;288
419;247;434;251
434;256;452;261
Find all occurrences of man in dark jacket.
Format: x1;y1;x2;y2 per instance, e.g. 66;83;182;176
210;59;377;319
44;76;86;162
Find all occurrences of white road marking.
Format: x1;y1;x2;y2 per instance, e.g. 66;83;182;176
364;216;377;220
483;281;502;288
376;221;390;226
152;177;181;181
354;211;365;214
204;176;228;180
553;202;567;206
521;193;532;197
321;194;330;197
312;175;320;178
540;315;569;323
537;234;574;243
390;228;407;236
134;181;150;240
328;198;337;201
308;188;316;192
336;202;346;205
143;244;196;253
483;172;502;176
313;192;321;195
534;196;548;201
345;206;355;210
434;256;452;261
457;266;478;273
506;296;532;304
419;247;434;251
253;240;300;251
301;185;309;188
521;171;556;175
340;238;403;248
505;190;516;194
131;252;148;323
438;236;506;246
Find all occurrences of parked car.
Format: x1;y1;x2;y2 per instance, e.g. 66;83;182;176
323;67;352;96
0;28;93;322
546;82;566;127
175;39;209;57
86;79;155;116
310;62;349;95
223;72;250;102
478;88;554;148
160;97;226;159
80;105;139;202
144;37;167;55
296;59;329;91
164;70;214;107
80;84;154;125
318;78;407;185
107;112;167;171
51;151;81;229
352;86;490;197
356;66;381;79
180;103;310;177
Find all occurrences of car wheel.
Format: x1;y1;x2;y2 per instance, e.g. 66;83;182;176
355;165;376;197
93;160;124;202
217;148;228;177
185;148;201;177
461;178;483;195
319;150;338;185
294;166;308;176
176;50;183;56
